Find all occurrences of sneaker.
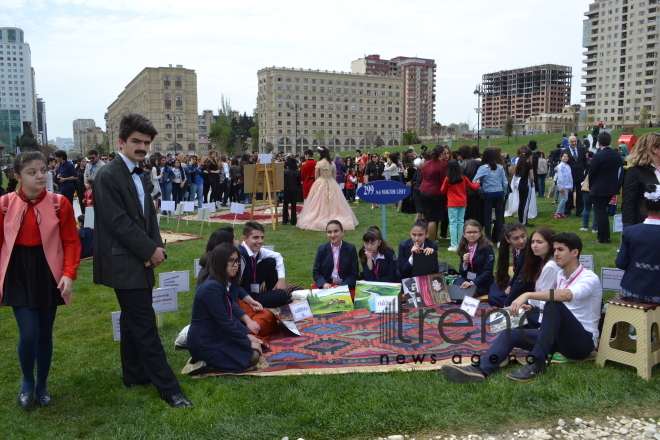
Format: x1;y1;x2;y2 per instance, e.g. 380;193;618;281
507;359;547;381
551;201;557;204
579;228;589;232
554;214;562;219
592;229;598;233
441;364;485;383
447;246;458;252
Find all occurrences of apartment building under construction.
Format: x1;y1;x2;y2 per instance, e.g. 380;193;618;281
481;64;572;129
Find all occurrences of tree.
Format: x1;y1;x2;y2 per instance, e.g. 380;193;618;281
430;122;443;143
17;131;39;151
98;135;110;154
364;130;374;148
39;143;57;157
375;135;384;147
640;108;651;127
402;130;419;146
503;117;515;144
315;130;325;147
209;95;233;153
249;113;259;150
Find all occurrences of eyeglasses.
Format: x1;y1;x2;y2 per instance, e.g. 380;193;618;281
227;258;241;266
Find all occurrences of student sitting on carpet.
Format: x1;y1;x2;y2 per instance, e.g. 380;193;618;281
358;225;399;283
442;233;602;382
488;221;530;307
239;221;290;308
397;219;439;279
312;220;359;292
187;243;264;374
452;220;494;297
200;226;279;340
77;215;94;259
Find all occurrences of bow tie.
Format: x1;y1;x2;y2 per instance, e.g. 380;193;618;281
132;166;142;175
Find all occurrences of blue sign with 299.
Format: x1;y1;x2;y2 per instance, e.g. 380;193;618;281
357;180;411;204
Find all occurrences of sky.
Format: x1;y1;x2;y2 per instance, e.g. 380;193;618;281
2;0;591;141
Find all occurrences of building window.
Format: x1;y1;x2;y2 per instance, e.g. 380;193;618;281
175;95;182;110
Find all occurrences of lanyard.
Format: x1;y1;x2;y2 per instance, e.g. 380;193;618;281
513;248;520;269
558;266;584;290
332;243;341;276
648;216;660;220
374;259;380;278
468;245;476;269
225;291;233;319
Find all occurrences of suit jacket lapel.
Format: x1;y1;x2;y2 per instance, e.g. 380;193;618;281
115;159;145;219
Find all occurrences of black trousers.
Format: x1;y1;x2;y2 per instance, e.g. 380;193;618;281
518;185;530;224
60;188;75;205
115;288;180;397
242;258;289;308
283;199;297;225
592;195;612;242
465;194;484;224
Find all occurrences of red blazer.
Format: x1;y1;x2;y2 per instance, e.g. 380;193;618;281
300;159;317;199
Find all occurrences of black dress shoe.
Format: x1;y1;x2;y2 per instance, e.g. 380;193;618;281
36;393;51;408
507;359;547;381
281;222;289;225
524;223;535;228
18;391;34;408
164;393;193;409
575;212;582;217
596;239;612;244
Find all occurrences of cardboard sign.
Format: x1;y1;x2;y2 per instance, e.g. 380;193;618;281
152;287;178;313
202;202;216;213
112;311;121;341
613;214;623;233
243;163;284;193
161;200;175;212
159;270;190;293
197;207;210;220
579;255;594;272
230;202;245;215
194;259;202;277
460;296;480;317
601;268;625;291
84;206;94;228
183;201;195;212
290;299;313;322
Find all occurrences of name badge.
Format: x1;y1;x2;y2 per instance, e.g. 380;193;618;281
467;272;477;281
331;277;343;285
250;283;260;293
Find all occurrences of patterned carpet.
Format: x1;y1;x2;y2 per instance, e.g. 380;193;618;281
179;204;303;225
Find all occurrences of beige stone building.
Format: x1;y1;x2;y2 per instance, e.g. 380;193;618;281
257;67;404;154
582;0;660;128
105;65;198;155
81;126;105;152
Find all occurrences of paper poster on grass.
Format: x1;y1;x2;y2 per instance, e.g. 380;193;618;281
159;270;190;293
402;274;450;308
601;268;625;291
152;287;178;314
193;259;201;277
84;206;94;228
183;202;195;212
307;285;354;315
613;214;623;233
161;200;175;212
579;255;594;272
201;202;216;213
111;311;121;341
354;281;400;313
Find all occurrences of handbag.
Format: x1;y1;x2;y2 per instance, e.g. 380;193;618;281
581;175;590;192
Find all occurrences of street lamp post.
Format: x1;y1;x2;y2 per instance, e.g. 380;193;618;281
294;103;299;155
473;84;482;149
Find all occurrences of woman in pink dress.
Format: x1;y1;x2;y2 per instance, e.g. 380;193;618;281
297;147;359;232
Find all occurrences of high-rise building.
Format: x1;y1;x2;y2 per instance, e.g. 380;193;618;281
72;118;96;154
80;126;105;152
36;97;47;145
106;65;198;154
257;66;404;154
581;0;659;128
0;109;22;155
0;27;38;137
481;64;572;129
351;54;437;132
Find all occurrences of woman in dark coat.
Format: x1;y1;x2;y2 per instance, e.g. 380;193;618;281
622;133;660;228
283;157;301;225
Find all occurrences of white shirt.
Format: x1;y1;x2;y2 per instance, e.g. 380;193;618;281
529;259;560;323
556;264;603;346
118;153;145;215
241;242;286;279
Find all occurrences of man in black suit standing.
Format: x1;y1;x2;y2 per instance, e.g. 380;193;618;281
93;114;192;408
589;132;623;244
563;135;588;216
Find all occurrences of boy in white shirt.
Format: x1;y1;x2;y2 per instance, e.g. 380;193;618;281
442;232;602;382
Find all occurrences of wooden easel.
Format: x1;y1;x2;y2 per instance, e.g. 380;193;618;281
250;159;279;230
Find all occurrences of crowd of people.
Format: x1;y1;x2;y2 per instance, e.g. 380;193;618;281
3;112;660;409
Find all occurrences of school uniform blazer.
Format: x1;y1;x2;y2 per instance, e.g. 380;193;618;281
312;241;359;288
616;221;660;298
361;248;399;283
507;247;526;288
622;165;660;228
397;238;439;279
458;244;495;296
93;157;163;290
588;147;623;197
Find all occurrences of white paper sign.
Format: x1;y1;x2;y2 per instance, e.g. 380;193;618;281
579;255;594;272
230;202;245;215
375;296;398;314
161;201;175;211
159;270;190;293
152;287;178;313
202;202;216;213
84;206;95;228
601;268;625;291
174;203;185;215
613;214;623;233
183;201;195;212
194;259;202;277
339;183;345;189
460;296;480;317
290;299;313;322
258;153;273;164
197;207;210;220
262;245;275;251
112;311;121;341
282;320;301;336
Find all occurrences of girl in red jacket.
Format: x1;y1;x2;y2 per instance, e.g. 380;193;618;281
1;151;81;408
440;159;480;252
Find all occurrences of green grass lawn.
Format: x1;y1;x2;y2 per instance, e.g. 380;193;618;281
2;192;660;439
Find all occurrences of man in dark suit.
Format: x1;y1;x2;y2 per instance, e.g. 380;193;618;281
563;135;588;216
589;132;623;244
93;113;192;408
312;220;359;289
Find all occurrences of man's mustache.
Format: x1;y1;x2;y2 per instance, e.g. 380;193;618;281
135;149;147;155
